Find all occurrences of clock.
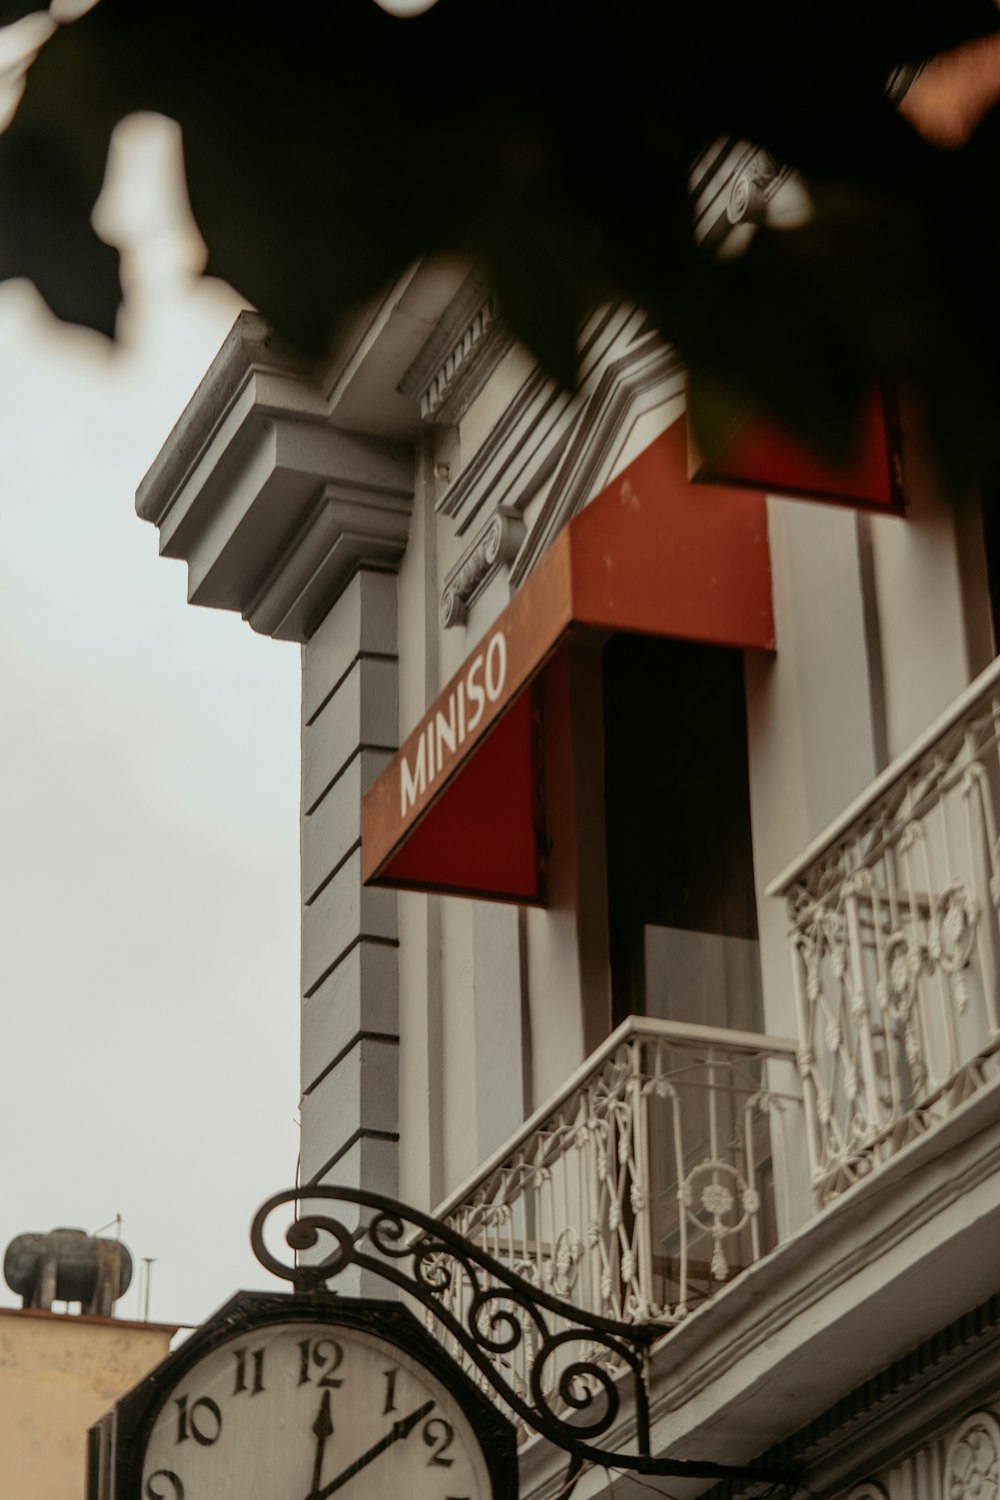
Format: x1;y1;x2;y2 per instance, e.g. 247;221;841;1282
106;1294;517;1500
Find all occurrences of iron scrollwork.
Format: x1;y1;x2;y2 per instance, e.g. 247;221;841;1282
251;1185;794;1484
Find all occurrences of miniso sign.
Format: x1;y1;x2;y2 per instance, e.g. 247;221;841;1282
360;532;573;888
400;630;507;816
361;414;776;890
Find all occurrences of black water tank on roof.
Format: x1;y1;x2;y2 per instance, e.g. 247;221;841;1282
3;1227;133;1313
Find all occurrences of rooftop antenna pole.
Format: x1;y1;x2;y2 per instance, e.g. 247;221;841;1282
141;1258;155;1323
91;1215;125;1318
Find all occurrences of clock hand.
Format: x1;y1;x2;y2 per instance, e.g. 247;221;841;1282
312;1399;434;1500
310;1390;334;1494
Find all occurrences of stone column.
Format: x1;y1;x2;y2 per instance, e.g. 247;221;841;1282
300;569;401;1202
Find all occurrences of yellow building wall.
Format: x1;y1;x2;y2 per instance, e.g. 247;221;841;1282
0;1306;175;1500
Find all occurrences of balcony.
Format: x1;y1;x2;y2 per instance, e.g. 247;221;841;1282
770;658;1000;1207
417;668;1000;1470
435;1017;803;1345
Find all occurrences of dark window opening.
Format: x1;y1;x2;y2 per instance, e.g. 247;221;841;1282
603;633;762;1032
602;633;772;1312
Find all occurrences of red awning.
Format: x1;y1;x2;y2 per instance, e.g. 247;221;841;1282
688;387;904;514
361;417;775;904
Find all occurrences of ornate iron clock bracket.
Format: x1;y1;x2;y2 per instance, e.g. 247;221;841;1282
251;1185;796;1492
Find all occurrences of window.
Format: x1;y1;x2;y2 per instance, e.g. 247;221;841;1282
602;634;770;1306
603;633;762;1031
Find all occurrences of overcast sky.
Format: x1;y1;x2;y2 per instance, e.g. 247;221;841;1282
0;113;302;1330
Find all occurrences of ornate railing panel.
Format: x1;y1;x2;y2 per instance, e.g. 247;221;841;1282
251;1185;794;1485
770;663;1000;1206
432;1017;802;1409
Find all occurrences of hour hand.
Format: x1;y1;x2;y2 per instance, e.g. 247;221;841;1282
313;1399;434;1499
309;1390;334;1496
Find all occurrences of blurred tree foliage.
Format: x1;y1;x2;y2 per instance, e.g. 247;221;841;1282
1;0;1000;478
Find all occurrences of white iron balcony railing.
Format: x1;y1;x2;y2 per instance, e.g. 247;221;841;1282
770;659;1000;1208
435;1017;803;1339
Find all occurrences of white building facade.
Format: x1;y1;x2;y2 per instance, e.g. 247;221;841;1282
138;147;1000;1500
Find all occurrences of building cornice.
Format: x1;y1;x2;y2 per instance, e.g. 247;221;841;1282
136;313;413;641
0;1304;181;1335
398;268;514;426
135;259;474;642
135;135;813;646
751;1295;1000;1500
136;312;324;532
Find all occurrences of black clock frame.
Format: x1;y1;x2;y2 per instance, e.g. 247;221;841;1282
110;1289;518;1500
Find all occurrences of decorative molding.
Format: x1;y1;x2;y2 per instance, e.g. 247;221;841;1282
439;506;525;629
244;481;412;641
434;309;686;605
397;268;490;400
137;264;483;647
691;139;805;254
135;309;416;643
691;1294;1000;1500
843;1482;890;1500
437;359;565;526
161;411;412;643
726;147;781;227
317;260;472;439
420;297;512;425
691;139;759;245
439;304;651;537
946;1411;1000;1500
398;269;515;427
136;311;325;532
509;333;685;586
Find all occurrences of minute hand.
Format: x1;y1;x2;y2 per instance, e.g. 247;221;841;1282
312;1399;435;1500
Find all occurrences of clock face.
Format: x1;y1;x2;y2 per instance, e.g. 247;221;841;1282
139;1320;493;1500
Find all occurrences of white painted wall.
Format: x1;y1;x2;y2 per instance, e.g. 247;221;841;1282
871;433;992;758
383;319;998;1242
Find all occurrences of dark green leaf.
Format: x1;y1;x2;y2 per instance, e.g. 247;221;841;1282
1;0;999;473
